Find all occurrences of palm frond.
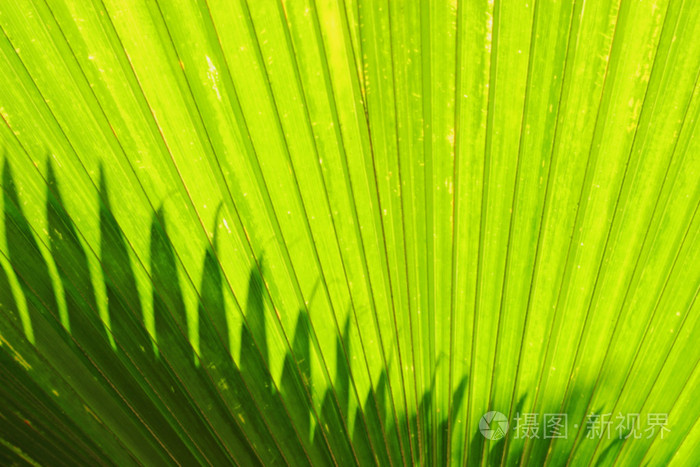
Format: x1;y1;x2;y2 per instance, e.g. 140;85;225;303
0;0;698;465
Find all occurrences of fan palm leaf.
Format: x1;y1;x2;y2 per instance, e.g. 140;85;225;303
0;0;698;465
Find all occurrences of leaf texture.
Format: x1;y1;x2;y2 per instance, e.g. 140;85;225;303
0;0;698;465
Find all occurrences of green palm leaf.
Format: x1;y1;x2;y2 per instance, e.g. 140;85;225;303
0;0;698;465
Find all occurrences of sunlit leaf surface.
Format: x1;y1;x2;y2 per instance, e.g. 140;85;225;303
0;0;698;465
